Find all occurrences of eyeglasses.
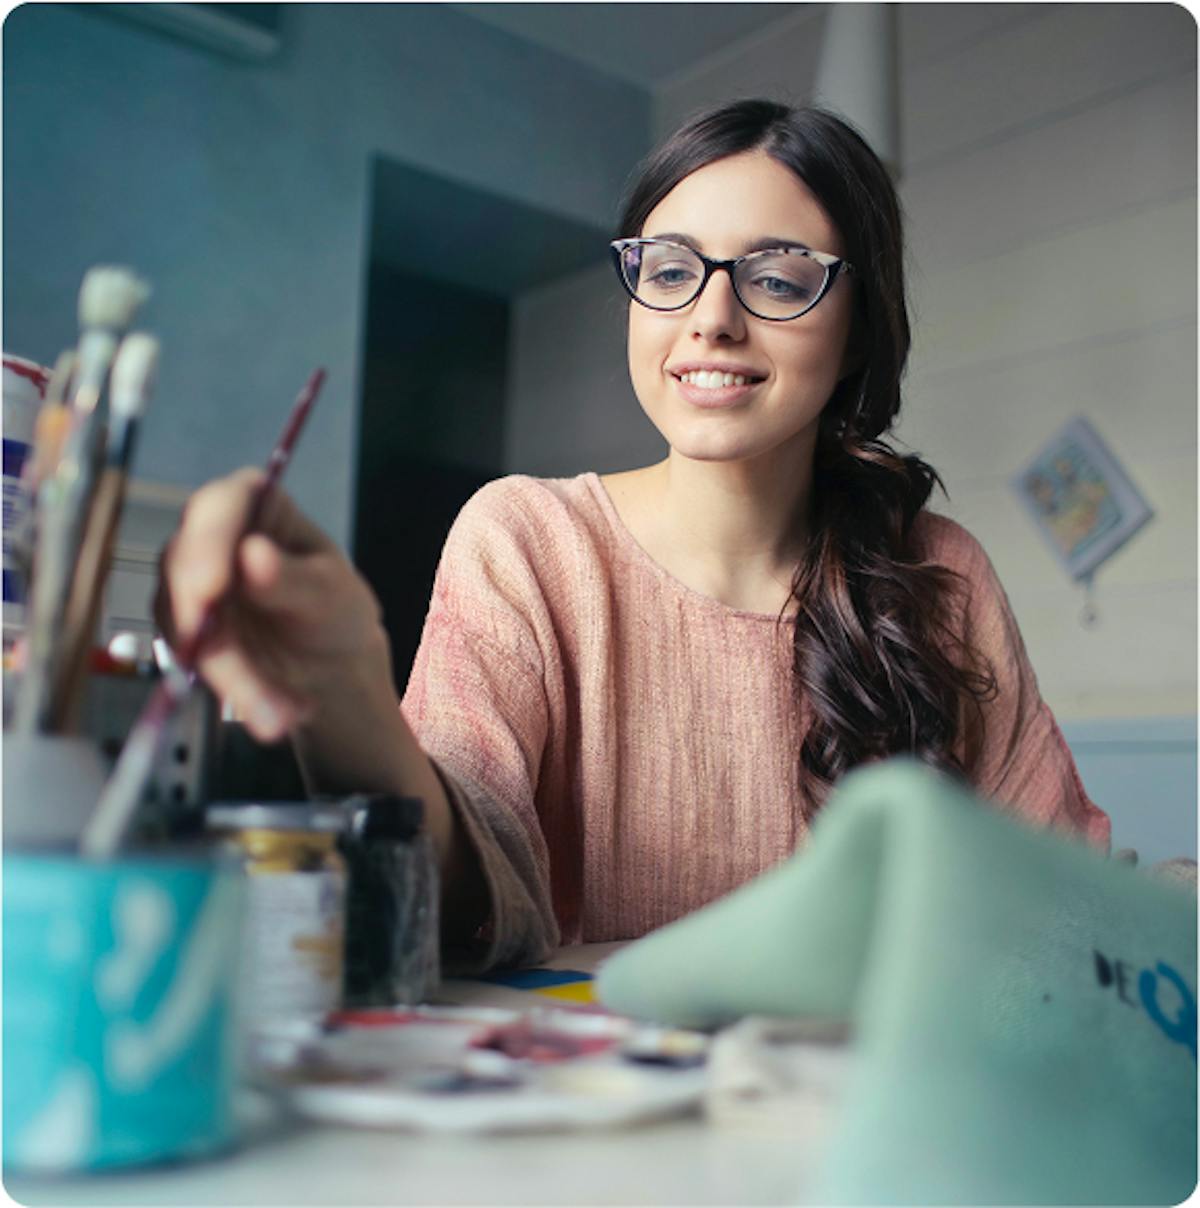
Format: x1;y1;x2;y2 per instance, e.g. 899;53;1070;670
610;238;854;322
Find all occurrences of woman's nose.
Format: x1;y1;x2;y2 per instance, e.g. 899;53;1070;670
689;268;746;342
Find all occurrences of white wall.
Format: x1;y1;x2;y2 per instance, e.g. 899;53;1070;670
508;2;1197;724
504;265;663;477
895;3;1196;720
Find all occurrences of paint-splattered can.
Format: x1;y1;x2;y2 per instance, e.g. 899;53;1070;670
2;355;49;648
207;804;346;1025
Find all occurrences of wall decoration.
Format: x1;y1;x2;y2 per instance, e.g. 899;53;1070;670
1013;417;1153;622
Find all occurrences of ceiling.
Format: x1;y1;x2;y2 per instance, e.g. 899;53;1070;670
450;3;808;88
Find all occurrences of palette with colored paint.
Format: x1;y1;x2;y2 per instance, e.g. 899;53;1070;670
256;1004;709;1133
478;966;599;1005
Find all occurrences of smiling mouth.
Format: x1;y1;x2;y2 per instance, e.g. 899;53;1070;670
672;369;765;390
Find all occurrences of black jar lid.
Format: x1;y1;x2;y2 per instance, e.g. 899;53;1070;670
341;794;424;842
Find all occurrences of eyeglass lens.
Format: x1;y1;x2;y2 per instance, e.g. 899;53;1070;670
621;243;828;319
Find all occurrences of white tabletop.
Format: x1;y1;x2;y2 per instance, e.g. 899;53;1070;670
8;944;831;1207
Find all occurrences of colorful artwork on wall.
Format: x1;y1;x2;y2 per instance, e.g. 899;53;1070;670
1013;416;1154;583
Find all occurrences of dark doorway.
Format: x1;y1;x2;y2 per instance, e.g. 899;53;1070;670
354;263;507;693
353;155;608;694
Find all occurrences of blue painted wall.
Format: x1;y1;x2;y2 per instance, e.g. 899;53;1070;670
1062;718;1197;864
2;3;649;544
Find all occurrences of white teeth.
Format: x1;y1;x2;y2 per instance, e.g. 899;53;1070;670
681;371;751;388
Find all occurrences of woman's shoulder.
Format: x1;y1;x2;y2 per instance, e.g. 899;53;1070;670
453;473;603;539
911;508;993;576
444;473;612;575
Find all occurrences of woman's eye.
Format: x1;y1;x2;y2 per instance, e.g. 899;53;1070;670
646;265;697;289
749;274;810;299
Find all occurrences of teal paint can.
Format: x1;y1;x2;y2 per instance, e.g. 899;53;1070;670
3;851;245;1171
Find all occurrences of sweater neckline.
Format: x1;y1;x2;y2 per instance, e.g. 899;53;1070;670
581;471;790;624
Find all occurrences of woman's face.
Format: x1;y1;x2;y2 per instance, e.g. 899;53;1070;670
627;150;856;467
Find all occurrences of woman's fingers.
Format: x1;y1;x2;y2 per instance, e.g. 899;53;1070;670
155;470;384;740
162;468;333;643
165;471;264;640
237;535;335;624
238;534;382;647
197;640;313;743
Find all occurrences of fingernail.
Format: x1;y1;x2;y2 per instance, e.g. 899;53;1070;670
252;699;283;736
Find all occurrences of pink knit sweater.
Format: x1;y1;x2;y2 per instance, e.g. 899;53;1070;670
401;473;1110;971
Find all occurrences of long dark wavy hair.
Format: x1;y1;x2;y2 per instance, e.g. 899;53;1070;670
615;100;997;806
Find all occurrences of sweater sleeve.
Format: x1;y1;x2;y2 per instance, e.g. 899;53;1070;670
935;518;1111;850
400;480;561;973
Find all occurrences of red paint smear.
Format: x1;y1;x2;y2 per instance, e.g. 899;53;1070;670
3;356;51;396
470;1020;616;1063
327;1010;429;1028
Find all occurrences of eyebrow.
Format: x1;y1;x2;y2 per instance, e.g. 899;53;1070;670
648;232;815;254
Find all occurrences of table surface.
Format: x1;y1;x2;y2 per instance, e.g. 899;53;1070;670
8;944;824;1207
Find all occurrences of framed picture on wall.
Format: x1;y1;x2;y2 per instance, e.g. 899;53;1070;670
1012;416;1154;583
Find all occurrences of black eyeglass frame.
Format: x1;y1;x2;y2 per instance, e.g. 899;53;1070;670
609;237;855;321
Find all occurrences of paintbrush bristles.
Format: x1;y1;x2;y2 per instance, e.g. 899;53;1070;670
109;334;159;420
78;266;150;331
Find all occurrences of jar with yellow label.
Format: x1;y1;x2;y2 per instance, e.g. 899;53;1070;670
207;804;346;1025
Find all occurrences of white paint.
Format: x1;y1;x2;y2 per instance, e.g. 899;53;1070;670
105;876;240;1090
12;1065;97;1171
95;883;174;1010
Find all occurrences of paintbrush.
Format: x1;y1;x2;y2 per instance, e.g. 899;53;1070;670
10;350;76;587
13;267;150;734
79;366;327;859
52;333;160;733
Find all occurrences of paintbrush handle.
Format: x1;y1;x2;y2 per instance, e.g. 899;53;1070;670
80;367;326;858
51;468;126;733
175;366;325;673
12;408;106;734
79;671;188;858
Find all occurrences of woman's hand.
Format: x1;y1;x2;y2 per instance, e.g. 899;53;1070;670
156;468;391;743
157;469;479;914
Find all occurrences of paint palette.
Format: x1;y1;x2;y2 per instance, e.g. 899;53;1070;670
258;1005;709;1133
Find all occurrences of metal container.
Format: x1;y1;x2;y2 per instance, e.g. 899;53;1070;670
3;850;245;1171
206;804;346;1025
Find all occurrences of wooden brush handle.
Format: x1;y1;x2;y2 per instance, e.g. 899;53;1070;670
51;468;125;733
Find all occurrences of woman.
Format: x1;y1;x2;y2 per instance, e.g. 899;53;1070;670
159;101;1109;971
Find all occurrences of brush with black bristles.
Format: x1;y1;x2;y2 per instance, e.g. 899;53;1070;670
13;266;150;734
52;333;160;733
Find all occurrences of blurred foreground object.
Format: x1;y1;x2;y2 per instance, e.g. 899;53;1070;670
2;354;50;646
599;759;1196;1205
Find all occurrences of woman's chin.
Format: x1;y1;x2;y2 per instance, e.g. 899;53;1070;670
665;436;770;465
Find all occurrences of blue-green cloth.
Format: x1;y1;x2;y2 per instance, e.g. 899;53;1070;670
597;760;1196;1205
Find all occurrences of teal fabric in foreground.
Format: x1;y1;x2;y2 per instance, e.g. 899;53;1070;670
596;760;1196;1205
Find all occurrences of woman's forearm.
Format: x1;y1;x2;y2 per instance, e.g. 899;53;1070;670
290;631;489;934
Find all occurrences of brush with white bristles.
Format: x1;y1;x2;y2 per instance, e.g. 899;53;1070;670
70;267;151;432
80;366;326;859
11;349;76;587
52;333;160;732
13;266;150;734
